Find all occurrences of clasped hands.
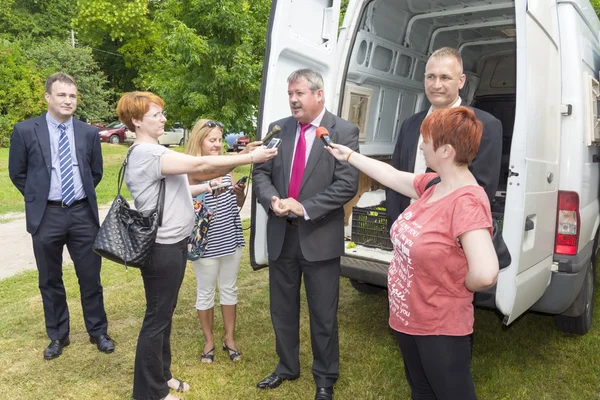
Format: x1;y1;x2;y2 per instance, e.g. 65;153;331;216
271;196;304;217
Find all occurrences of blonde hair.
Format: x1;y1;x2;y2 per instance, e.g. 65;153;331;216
185;119;223;156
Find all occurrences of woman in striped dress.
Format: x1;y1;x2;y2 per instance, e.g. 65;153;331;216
185;119;258;363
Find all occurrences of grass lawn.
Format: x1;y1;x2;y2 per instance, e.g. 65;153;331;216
0;224;599;399
0;143;251;216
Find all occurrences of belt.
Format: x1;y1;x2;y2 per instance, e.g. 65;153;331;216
286;218;298;226
47;198;88;208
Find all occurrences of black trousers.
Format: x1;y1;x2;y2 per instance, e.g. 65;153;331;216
132;238;187;400
269;223;340;388
31;201;107;340
393;331;477;400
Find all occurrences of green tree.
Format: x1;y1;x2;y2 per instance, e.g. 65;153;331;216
0;39;46;146
24;38;115;123
74;0;271;135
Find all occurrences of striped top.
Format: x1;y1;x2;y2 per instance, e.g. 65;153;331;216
201;174;245;258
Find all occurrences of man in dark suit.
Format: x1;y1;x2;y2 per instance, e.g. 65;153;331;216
8;73;114;360
386;47;502;228
253;68;359;400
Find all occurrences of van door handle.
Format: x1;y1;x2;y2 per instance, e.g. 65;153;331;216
525;218;534;231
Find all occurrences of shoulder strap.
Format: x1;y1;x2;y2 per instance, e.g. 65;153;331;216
424;176;441;191
116;144;138;196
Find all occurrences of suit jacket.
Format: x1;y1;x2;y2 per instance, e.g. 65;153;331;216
8;114;103;234
253;110;359;262
385;107;502;229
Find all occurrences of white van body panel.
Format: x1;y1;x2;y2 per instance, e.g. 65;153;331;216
495;0;561;322
254;0;600;330
253;0;342;266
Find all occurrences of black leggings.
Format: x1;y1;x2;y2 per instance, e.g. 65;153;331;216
393;331;477;400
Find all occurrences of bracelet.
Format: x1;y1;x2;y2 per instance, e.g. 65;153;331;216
346;150;355;162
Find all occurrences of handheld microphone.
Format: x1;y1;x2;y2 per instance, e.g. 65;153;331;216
261;125;281;143
316;127;333;147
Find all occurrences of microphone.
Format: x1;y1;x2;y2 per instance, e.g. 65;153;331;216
316;127;333;147
261;125;281;144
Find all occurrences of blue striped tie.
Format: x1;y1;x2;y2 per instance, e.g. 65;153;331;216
58;124;75;206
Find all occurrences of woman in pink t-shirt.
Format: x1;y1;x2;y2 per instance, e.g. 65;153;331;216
326;107;498;399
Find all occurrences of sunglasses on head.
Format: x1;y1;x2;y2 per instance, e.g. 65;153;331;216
202;120;224;129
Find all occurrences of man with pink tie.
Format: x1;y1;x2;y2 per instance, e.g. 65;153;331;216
253;68;359;400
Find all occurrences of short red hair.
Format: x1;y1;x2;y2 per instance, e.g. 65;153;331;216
420;106;482;166
116;91;165;132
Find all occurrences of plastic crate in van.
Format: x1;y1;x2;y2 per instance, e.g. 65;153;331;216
351;206;393;251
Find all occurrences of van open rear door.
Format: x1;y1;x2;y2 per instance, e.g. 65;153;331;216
251;0;343;267
495;0;560;323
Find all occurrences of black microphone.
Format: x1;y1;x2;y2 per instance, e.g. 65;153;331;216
316;127;332;147
261;125;281;144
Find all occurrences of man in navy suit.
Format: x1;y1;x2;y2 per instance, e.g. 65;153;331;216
9;73;114;360
386;47;503;229
253;69;359;400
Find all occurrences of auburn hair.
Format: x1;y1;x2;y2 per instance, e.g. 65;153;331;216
116;91;165;132
420;106;482;166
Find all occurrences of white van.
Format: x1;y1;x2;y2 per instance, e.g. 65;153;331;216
251;0;600;335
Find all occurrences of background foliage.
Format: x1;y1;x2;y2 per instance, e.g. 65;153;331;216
1;0;600;146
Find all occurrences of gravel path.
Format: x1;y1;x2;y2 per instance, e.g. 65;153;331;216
0;185;253;281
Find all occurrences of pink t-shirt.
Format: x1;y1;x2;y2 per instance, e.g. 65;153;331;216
388;173;492;336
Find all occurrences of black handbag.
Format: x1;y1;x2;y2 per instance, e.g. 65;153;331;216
424;176;511;269
93;145;165;269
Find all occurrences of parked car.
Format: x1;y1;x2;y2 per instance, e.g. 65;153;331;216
233;136;250;152
159;126;185;147
224;132;245;152
90;122;106;130
99;122;128;144
125;125;185;147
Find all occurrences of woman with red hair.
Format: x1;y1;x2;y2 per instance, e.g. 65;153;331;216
326;106;498;399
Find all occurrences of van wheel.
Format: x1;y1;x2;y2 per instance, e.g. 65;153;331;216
109;134;120;144
554;261;595;335
349;279;384;294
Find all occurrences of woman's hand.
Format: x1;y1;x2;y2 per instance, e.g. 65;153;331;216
325;143;353;161
240;141;263;154
232;182;246;196
249;146;277;163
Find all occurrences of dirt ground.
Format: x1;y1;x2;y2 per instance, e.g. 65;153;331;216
0;185;253;281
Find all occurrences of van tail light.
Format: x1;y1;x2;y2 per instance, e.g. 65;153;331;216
554;191;580;255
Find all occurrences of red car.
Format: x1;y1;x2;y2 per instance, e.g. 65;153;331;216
98;122;128;144
233;136;250;152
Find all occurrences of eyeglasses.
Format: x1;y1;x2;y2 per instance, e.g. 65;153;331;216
146;110;167;119
202;120;224;130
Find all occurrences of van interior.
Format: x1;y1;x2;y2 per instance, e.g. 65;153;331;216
342;0;517;217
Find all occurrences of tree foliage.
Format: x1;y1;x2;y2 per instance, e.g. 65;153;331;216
0;40;46;146
74;0;271;136
0;1;114;145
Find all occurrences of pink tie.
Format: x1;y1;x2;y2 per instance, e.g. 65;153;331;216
288;123;311;200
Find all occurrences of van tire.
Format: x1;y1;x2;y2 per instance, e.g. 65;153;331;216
349;279;384;294
554;261;595;335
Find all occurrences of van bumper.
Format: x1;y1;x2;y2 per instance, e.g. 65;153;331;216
529;240;593;315
340;256;388;287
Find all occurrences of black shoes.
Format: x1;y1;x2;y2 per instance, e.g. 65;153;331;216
256;372;298;389
315;387;334;400
43;337;70;360
89;334;115;353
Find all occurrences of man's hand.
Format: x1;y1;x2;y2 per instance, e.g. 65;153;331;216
271;196;291;217
280;198;304;217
